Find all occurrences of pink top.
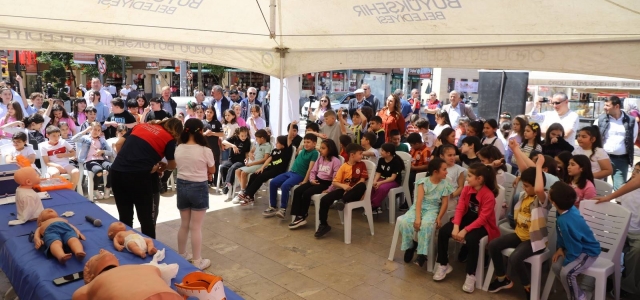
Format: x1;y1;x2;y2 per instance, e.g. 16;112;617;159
51;117;77;136
85;137;103;162
236;117;247;127
572;180;597;206
75;112;87;125
0;116;18;138
453;185;500;242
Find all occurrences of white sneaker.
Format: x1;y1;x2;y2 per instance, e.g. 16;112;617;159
432;264;453;281
94;190;104;200
103;188;111;197
462;274;476;293
232;196;242;204
192;258;211;270
179;252;193;261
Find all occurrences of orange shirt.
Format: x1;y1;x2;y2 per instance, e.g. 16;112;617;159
378;108;405;141
410;144;430;167
333;161;369;187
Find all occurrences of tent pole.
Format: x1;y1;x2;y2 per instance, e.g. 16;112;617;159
278;51;285;135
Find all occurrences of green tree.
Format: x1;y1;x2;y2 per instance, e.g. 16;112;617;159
36;52;76;100
190;63;225;83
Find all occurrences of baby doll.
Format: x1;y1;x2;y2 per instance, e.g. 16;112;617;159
108;222;157;258
9;167;43;226
33;208;86;264
72;249;182;300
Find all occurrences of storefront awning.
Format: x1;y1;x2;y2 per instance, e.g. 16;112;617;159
527;71;640;90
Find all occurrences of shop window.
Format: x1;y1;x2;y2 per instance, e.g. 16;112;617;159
447;78;455;93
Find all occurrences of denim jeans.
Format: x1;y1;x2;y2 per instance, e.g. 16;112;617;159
610;155;630;190
269;171;304;208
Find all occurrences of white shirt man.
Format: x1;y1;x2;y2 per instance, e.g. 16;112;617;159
119;85;131;98
593;96;638;190
84;78;113;109
441;90;477;129
529;93;580;147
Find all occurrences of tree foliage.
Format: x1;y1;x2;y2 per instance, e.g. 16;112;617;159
190;63;225;83
36;52;76;100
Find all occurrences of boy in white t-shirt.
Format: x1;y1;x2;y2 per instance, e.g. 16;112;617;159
234;129;272;196
5;132;39;171
40;126;80;189
361;132;380;164
416;119;436;152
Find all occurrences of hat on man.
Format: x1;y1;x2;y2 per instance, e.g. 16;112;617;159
229;89;239;95
354;88;365;94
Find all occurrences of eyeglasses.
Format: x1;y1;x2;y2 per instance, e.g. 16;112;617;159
550;101;565;106
249;92;256;95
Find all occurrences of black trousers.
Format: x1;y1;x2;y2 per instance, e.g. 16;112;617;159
151;172;160;225
84;160;112;189
318;182;367;225
290;180;332;217
160;169;172;187
437;210;488;275
112;170;156;238
243;168;283;197
487;232;544;286
220;161;244;185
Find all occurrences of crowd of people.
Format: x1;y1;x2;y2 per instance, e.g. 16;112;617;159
3;74;640;298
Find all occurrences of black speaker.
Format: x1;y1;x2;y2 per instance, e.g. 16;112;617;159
477;71;529;120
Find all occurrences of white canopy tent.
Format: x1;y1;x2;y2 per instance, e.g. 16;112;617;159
1;0;640;133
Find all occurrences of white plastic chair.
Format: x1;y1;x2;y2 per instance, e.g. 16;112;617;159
0;143;17;164
311;160;376;244
83;163;110;202
594;179;613;198
483;207;557;300
505;163;512;174
541;200;631;300
503;173;516;210
386;151;412;223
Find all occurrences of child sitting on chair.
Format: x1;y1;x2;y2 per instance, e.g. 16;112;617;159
233;129;271;201
40;126;80;190
6;132;38;170
550;181;601;300
400;158;452;266
315;143;368;238
486;156;550;297
72;122;114;200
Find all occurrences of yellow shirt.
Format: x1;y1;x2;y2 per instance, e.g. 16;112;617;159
515;195;535;241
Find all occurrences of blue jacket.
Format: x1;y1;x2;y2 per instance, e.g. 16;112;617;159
556;206;601;266
71;132;114;163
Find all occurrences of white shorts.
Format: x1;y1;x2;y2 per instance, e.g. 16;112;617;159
46;164;76;176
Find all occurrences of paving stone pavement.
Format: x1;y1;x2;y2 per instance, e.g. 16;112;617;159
0;186;608;300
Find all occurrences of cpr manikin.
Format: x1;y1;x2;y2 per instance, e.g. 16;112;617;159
33;208;86;264
108;222;158;258
72;249;182;300
9;167;44;225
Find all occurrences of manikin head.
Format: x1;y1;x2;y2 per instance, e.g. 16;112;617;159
37;208;58;226
107;222;126;240
14;167;41;187
83;249;120;284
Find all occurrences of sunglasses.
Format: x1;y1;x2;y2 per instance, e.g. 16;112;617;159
550;101;565;106
249;92;256;95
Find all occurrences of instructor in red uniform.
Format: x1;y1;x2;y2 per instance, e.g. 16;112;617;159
111;118;183;238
